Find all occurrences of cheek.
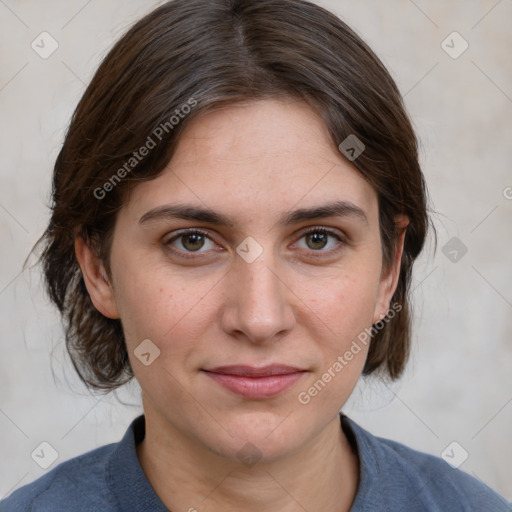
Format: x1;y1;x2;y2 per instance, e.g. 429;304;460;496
111;255;223;377
109;245;193;346
294;273;376;409
117;278;198;345
298;262;381;342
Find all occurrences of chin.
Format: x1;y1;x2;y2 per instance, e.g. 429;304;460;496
201;408;314;463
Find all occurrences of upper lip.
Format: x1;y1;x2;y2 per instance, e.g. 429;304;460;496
203;365;306;377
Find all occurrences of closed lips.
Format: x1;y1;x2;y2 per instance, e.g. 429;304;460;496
202;365;307;399
203;365;306;377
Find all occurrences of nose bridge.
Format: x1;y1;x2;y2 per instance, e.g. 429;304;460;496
222;240;295;342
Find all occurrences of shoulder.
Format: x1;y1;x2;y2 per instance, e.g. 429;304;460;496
343;415;511;512
375;436;509;510
0;442;117;512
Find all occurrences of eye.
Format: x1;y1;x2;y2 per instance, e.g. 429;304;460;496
163;228;218;258
294;227;345;256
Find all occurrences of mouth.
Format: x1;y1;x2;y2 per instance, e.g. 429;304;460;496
201;364;307;399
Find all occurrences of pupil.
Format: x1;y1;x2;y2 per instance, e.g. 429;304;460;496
184;234;204;251
309;232;327;250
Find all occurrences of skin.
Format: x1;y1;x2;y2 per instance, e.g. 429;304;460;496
75;97;408;512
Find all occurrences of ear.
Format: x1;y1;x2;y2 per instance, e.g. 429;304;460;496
373;214;409;324
74;236;120;319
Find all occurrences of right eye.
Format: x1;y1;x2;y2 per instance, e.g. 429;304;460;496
163;228;220;259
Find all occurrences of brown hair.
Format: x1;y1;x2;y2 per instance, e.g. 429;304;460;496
29;0;435;392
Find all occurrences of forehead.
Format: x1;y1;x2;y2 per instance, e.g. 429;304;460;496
122;98;378;227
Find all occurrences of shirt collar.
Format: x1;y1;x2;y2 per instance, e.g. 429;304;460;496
105;412;370;511
106;414;168;511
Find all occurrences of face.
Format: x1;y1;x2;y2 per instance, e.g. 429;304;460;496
77;97;406;463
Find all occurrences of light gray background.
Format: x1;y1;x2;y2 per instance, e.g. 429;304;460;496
1;0;511;501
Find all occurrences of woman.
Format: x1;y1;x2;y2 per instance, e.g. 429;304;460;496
2;0;509;510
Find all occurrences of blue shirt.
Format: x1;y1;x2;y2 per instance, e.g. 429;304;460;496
1;413;510;511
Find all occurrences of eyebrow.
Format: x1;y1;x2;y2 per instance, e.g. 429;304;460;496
139;200;368;227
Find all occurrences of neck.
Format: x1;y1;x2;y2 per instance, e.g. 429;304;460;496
136;405;359;512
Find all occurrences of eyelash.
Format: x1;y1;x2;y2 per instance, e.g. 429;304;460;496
163;227;346;260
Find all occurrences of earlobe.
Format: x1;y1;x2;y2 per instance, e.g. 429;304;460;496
74;236;120;319
373;214;409;323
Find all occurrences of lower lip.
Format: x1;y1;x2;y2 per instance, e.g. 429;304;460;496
203;371;305;399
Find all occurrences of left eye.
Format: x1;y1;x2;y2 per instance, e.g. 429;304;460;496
295;228;344;253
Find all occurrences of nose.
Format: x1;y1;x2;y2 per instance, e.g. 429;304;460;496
220;246;296;345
